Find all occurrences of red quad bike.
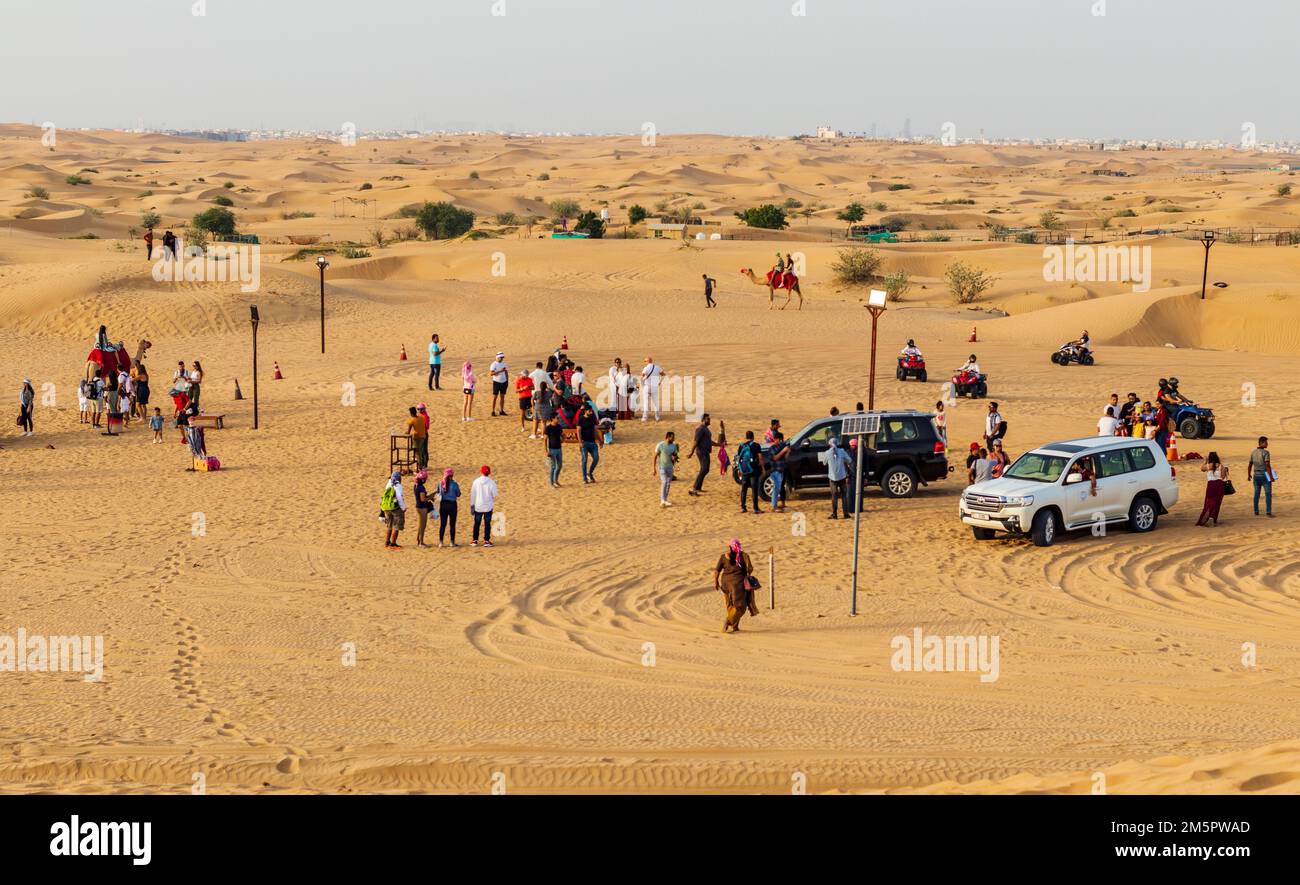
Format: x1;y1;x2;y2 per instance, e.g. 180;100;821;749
896;354;927;382
951;369;988;398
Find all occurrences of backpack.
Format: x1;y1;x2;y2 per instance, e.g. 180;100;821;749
737;441;757;476
381;484;398;511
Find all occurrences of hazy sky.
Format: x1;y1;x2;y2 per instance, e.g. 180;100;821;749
2;0;1297;140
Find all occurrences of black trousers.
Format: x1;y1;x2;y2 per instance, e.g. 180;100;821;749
740;473;761;511
830;478;850;517
473;510;492;542
692;452;710;492
438;500;457;542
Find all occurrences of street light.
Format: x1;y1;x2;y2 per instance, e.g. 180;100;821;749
865;288;888;410
1199;230;1216;300
316;255;330;353
250;305;260;430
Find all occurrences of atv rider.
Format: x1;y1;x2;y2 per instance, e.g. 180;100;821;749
900;339;923;360
956;354;981;378
1166;376;1192;406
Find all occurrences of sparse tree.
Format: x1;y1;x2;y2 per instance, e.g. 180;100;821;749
945;259;995;304
831;247;883;285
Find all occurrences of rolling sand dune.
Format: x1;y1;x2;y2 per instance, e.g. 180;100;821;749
1;128;1299;794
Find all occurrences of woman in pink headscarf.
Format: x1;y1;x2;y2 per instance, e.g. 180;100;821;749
461;362;476;422
713;538;757;633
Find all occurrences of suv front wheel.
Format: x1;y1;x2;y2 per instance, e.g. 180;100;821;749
1030;509;1058;547
881;465;918;498
1128;495;1158;532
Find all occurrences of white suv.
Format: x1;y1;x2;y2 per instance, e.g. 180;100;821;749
960;437;1179;546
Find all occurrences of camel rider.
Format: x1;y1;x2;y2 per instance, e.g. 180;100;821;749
900;339;922;359
957;354;980;376
773;252;785;275
95;324;110;351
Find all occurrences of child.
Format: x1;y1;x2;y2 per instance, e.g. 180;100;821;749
149;407;165;443
77;378;88;424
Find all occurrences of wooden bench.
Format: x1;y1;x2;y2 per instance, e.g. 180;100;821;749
190;414;225;429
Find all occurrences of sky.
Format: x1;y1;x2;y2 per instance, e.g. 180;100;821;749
1;0;1297;141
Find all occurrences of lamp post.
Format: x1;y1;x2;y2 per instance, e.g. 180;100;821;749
250;305;260;430
316;255;329;353
1199;230;1215;300
865;288;888;410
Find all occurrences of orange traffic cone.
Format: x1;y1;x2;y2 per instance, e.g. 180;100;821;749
399;344;408;361
1165;429;1179;461
560;335;569;351
273;361;284;380
969;325;978;343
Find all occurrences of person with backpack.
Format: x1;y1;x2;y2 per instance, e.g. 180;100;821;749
381;471;406;550
818;435;854;519
984;402;1006;451
736;431;766;513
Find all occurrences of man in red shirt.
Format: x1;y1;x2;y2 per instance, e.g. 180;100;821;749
515;370;535;434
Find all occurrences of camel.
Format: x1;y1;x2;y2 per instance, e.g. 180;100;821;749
740;267;803;310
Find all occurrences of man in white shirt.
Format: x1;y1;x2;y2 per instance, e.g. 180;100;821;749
469;465;499;548
640;357;662;421
571;365;586;396
489;352;509;417
529;361;549;437
1097;405;1122;436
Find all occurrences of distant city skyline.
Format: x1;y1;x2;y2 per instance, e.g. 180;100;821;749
2;0;1297;141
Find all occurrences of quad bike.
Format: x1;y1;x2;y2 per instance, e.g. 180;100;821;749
1168;402;1216;439
1050;342;1095;366
896;354;928;382
950;369;988;398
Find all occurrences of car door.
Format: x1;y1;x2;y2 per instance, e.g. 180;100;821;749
1093;449;1134;520
1062;456;1107;528
795;420;839;485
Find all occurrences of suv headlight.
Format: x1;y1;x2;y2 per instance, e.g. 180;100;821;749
1001;495;1034;507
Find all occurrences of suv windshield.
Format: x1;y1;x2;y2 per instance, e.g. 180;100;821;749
1004;452;1067;482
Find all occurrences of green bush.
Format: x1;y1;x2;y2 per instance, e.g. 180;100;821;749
212;195;234;206
627;204;648;224
191;207;237;237
575;210;606;239
1115;208;1137;217
550;198;581;221
887;183;911;191
831;247;882;285
837;202;865;224
1278;183;1293;196
340;245;371;259
537;172;550;181
26;186;49;200
414;201;475;239
734;204;788;230
880;214;912;232
945;260;995;304
883;269;912;301
223;181;235;189
141;210;162;229
494;212;520;226
358;182;373;191
468;171;480;180
65;174;91;186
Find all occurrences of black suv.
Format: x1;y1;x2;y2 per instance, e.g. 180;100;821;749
733;410;951;499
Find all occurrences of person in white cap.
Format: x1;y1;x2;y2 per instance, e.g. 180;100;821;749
489;352;509;417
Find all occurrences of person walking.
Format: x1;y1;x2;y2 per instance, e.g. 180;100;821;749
640;357;662;422
18;379;35;436
1249;436;1275;518
819;435;854;518
489;352;509;417
149;407;165;443
413;469;434;548
578;403;602;483
767;431;790;512
461;361;476;421
735;430;765;513
380;471;406;549
544;414;565;487
702;273;717;308
654;430;679;507
427;334;446;391
686;413;713;497
437;468;461;547
144;227;154;261
1196;452;1228;527
714;538;757;633
470;465;499;547
934;401;948;447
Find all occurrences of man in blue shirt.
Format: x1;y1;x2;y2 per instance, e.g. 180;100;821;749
818;435;855;519
428;333;446;391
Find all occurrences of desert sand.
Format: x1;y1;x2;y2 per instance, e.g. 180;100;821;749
2;126;1299;793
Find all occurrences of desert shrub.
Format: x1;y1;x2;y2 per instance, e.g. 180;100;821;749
537;172;550;181
887;183;911;191
1115;208;1137;217
831;246;883;285
627;204;648;224
191;207;237;237
945;259;995;304
880;214;912;232
223;181;235;189
369;225;387;247
340;245;370;259
575;210;605;239
281;210;315;219
1277;183;1292;196
691;201;706;210
65;174;90;186
212;194;234;206
883;269;912;301
871;201;888;212
925;233;951;241
1015;231;1037;244
136;189;153;198
837;202;865;224
141;210;162;229
358;182;373;191
392;224;421;242
26;186;50;199
550;198;581;222
782;197;803;209
734;204;788;230
414;201;475;239
494;212;520;226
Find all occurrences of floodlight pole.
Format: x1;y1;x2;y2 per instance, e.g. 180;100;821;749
850;433;865;617
866;304;887;410
1199;231;1215;300
250;306;260;430
316;256;329;353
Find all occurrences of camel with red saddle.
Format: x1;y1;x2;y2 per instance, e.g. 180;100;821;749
740;267;804;310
